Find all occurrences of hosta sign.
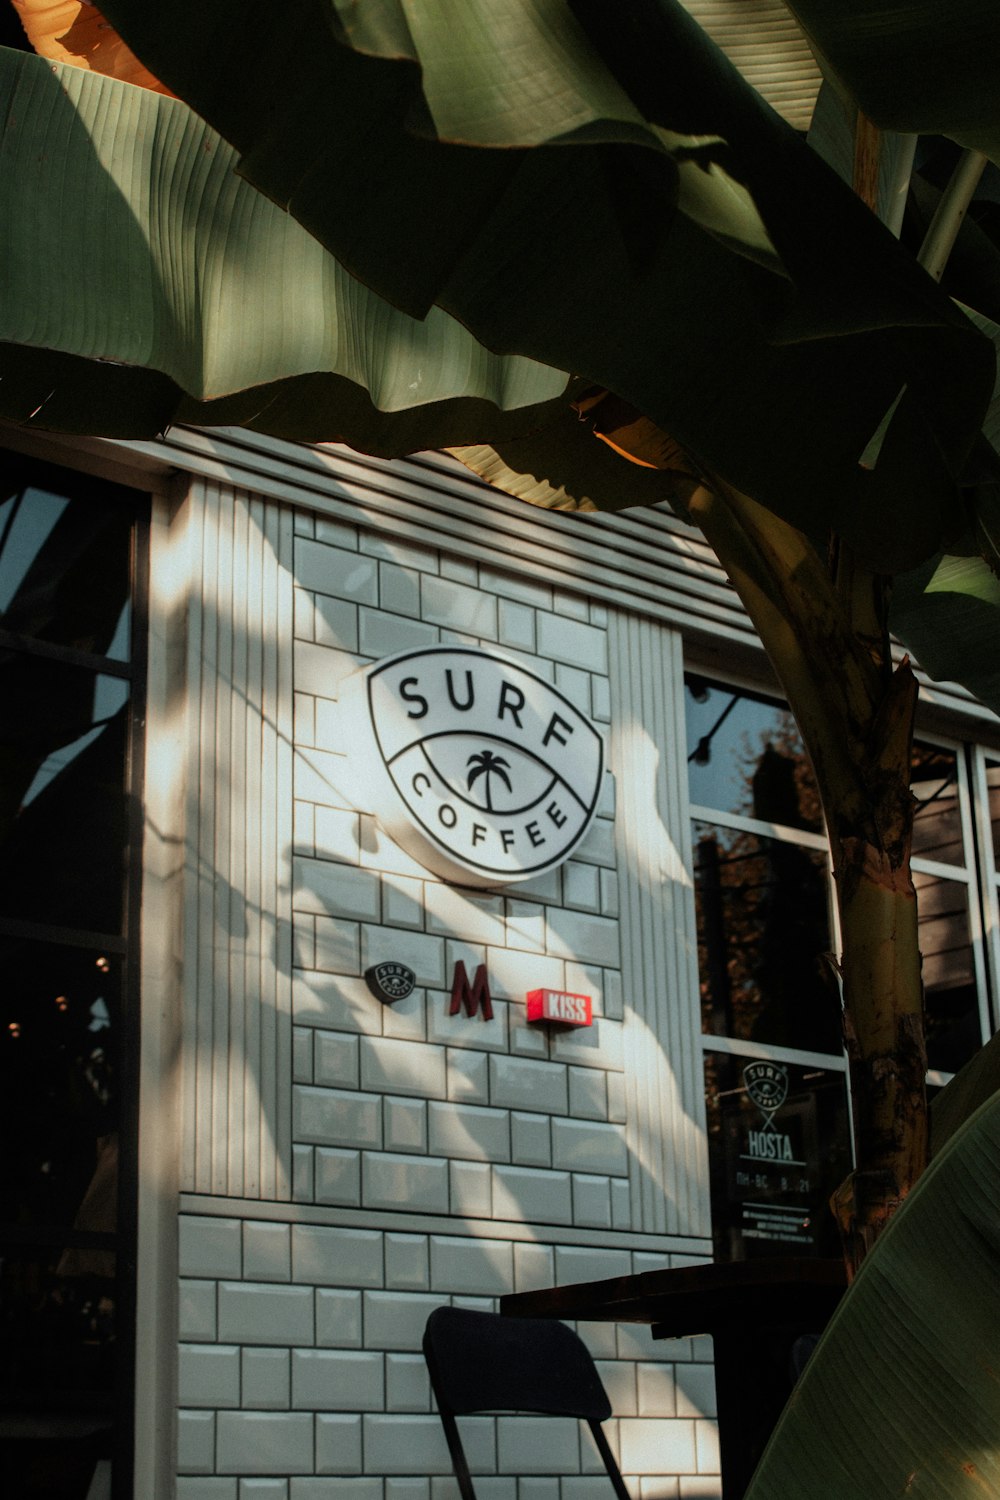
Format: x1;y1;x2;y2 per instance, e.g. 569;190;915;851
343;646;604;887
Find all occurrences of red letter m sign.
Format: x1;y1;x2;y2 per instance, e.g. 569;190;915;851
449;961;493;1021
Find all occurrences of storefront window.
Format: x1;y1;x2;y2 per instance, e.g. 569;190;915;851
0;455;145;1500
687;672;995;1264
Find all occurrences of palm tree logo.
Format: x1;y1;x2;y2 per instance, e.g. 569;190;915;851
466;749;513;811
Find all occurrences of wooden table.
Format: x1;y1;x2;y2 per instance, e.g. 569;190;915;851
501;1256;846;1500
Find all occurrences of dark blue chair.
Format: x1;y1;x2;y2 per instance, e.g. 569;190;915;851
423;1305;630;1500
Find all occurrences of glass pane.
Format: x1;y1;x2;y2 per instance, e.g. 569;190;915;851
911;743;963;866
704;1052;852;1261
695;820;842;1054
685;676;821;831
0;1247;116;1500
0;662;130;933
0;1248;117;1401
914;872;982;1072
986;760;1000;863
0;938;121;1234
0;479;131;659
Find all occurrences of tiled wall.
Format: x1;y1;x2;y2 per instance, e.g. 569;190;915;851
289;512;630;1239
176;1213;721;1500
176;501;717;1497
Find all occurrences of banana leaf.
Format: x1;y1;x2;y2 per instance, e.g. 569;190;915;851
889;549;1000;718
9;3;1000;704
94;0;994;572
683;0;822;131
450;408;700;516
931;1027;1000;1157
783;0;1000;164
10;0;172;94
888;304;1000;715
744;1086;1000;1500
0;49;570;445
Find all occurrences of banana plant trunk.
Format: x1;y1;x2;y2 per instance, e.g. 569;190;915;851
827;691;927;1272
688;478;927;1274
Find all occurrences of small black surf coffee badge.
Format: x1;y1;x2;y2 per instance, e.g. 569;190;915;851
365;962;416;1006
343;646;605;888
743;1060;789;1124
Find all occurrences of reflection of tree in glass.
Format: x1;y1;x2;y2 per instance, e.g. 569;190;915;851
696;730;841;1055
735;712;823;832
701;716;981;1072
687;679;823;831
696;826;841;1054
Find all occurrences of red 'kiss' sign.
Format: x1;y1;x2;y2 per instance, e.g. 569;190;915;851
525;989;592;1027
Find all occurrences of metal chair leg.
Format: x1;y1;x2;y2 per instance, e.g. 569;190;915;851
588;1418;632;1500
439;1410;477;1500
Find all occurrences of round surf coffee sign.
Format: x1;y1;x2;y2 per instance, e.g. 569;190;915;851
344;646;604;887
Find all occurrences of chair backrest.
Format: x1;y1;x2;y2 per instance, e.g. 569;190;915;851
422;1302;611;1416
423;1305;612;1419
423;1307;631;1500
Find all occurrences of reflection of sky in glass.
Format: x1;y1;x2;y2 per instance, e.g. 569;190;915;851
0;488;68;614
686;679;808;817
105;599;131;661
20;674;129;808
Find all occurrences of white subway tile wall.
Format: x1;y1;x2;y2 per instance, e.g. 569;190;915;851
290;540;633;1240
179;533;716;1497
179;1215;720;1494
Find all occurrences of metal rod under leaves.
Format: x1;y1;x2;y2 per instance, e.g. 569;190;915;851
918;148;989;281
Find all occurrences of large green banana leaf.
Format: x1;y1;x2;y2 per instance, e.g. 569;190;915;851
683;0;821;132
888;305;1000;716
0;48;573;447
450;412;701;516
95;0;994;573
931;1026;1000;1158
783;0;1000;163
744;1086;1000;1500
8;3;1000;704
890;548;1000;718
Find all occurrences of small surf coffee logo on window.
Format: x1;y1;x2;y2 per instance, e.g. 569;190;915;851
743;1060;789;1124
343;646;604;887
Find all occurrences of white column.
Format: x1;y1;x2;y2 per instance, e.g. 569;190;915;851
607;611;710;1238
180;479;295;1200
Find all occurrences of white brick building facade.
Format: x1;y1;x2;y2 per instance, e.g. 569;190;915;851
136;438;719;1500
9;420;995;1499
